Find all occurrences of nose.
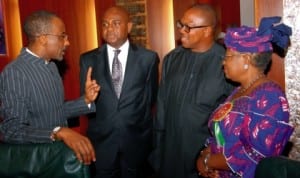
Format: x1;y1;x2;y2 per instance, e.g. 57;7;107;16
65;38;70;47
222;58;226;64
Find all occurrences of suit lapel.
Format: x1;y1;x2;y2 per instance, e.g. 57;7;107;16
120;44;137;99
95;46;116;94
96;44;138;100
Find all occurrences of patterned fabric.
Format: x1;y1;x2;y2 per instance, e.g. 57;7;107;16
224;26;272;53
207;81;294;178
0;48;94;143
225;16;292;53
258;16;292;49
111;49;122;98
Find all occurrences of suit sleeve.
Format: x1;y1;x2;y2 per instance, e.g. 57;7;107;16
148;53;159;107
63;96;95;118
149;54;168;171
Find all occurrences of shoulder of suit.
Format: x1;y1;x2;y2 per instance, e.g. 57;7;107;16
212;42;226;53
163;46;184;61
80;46;106;57
130;43;157;55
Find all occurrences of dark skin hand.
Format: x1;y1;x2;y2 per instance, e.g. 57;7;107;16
197;147;212;177
196;146;229;178
56;127;96;165
55;67;100;165
84;67;100;104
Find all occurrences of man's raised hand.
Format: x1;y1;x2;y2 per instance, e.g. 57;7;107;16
84;67;100;104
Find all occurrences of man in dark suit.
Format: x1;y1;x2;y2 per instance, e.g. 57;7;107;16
79;6;159;178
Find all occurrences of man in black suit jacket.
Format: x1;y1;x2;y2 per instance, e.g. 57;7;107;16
79;6;159;178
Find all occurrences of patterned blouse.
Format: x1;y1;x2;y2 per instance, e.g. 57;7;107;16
207;81;294;178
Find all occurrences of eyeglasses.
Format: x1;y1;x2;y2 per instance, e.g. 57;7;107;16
223;53;247;60
224;54;239;58
176;20;210;33
43;33;68;40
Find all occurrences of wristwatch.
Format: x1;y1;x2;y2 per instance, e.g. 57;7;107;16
50;126;61;141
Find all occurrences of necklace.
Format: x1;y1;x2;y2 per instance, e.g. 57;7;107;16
239;73;265;94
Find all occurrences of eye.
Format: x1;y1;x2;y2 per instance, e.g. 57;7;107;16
102;22;109;28
112;20;121;27
60;34;68;40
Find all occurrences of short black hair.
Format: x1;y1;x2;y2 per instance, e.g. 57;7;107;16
251;52;272;73
23;10;58;41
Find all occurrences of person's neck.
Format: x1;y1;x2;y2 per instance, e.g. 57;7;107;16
239;73;265;94
27;45;51;62
191;41;214;53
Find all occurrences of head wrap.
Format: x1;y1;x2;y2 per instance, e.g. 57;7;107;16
224;16;292;53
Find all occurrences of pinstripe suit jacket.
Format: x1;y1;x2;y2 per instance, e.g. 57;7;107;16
0;48;94;143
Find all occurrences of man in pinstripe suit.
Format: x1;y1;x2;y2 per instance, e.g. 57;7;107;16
0;10;100;165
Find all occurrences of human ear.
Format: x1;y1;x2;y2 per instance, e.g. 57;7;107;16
127;22;133;33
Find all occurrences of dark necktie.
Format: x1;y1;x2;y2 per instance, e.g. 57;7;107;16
112;49;122;98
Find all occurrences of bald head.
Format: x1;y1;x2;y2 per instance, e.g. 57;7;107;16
189;4;217;28
178;3;217;52
103;6;130;23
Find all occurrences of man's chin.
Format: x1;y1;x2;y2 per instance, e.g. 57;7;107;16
180;39;190;48
181;43;190;49
52;57;64;61
105;37;117;44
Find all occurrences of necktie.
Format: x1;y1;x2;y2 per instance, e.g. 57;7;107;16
112;49;122;98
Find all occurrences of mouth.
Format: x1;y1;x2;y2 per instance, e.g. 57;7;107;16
106;32;116;38
61;49;67;56
180;36;189;45
180;35;188;41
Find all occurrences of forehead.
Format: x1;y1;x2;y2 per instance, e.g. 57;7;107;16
226;48;239;54
102;8;129;22
51;17;66;32
181;8;205;24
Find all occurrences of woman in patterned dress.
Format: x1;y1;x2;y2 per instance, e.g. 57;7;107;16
196;16;294;178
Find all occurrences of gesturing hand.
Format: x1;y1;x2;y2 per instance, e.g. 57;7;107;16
56;127;96;165
84;67;100;104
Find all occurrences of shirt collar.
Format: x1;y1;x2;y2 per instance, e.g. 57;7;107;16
25;48;49;64
107;39;129;53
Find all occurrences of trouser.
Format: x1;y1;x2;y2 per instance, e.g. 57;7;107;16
91;152;153;178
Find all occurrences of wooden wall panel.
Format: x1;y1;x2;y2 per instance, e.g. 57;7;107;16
254;0;285;89
254;0;283;26
0;0;22;71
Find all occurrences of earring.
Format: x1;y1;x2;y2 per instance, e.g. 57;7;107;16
244;64;249;69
